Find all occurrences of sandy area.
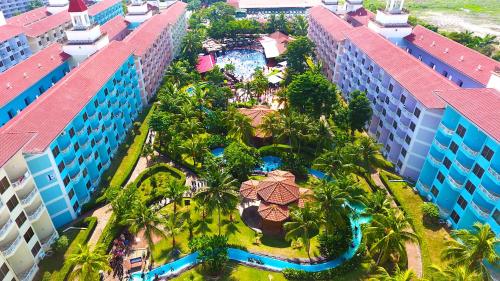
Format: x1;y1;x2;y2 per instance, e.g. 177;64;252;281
416;10;500;37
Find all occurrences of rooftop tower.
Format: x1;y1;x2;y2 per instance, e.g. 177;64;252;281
0;10;6;26
346;0;363;12
322;0;339;12
47;0;69;14
125;0;153;24
368;0;412;41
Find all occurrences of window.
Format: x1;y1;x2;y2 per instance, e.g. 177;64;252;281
83;113;88;121
457;80;463;87
86;181;91;190
388;84;394;92
94;151;99;159
378;120;383;128
414;108;421;118
450;141;458;153
451;211;460;223
397;160;403;169
91;139;95;147
94;100;98;107
472;164;485;178
443;157;451;169
396;108;401;117
31;242;41;257
98;112;102;120
389;133;394;141
0;263;10;280
376;86;380;93
23;227;34;243
0;177;10;194
107;147;111;154
405;136;411;145
82;168;87;178
15;212;27;227
430;62;435;69
431;185;439;196
73;201;80;212
78;156;83;165
74;143;79;152
98;163;102;171
385;97;389;104
392;121;397;130
456;125;466;137
409;122;416;131
481;146;494;161
385;145;391;153
38;86;45;94
465;180;476;194
105;136;108;144
24;97;30;106
52;145;61;158
68;189;75;200
493;209;500;226
9;55;14;61
87;126;91;135
457;196;467;210
401;148;407;157
437;172;445;183
6;46;11;52
58;161;65;172
382;108;387;116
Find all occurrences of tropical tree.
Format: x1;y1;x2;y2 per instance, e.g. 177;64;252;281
163;213;185;253
226;110;254;144
194;169;239;235
441;223;500;279
67;244;110;281
364;190;391;216
365;209;419;265
105;185;137;223
223;141;261;181
141;143;155;165
284;205;321;261
284;36;315;74
189;235;229;275
163;178;188;218
429;264;483;281
314;181;357;232
357;135;382;171
250;69;268;100
369;266;416;281
314;147;355;177
348;90;372;137
165;60;191;86
259;112;281;144
181;137;207;168
181;30;204;65
290;15;308;36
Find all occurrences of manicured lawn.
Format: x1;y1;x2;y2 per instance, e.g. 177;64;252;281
137;170;182;202
379;170;451;277
152;201;321;265
38;228;80;274
171;261;287;281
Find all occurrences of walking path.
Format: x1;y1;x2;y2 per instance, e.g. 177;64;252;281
371;172;423;278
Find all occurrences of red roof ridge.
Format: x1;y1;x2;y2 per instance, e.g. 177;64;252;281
68;0;88;12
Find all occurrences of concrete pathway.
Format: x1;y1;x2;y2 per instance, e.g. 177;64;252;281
371;172;423;278
87;204;113;249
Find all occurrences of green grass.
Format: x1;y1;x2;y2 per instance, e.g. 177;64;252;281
363;0;500;15
137;170;182;202
152;201;321;265
172;261;287;281
378;170;451;277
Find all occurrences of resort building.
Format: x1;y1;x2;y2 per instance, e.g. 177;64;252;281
0;0;48;18
87;0;124;25
125;0;153;25
228;0;322;15
100;15;130;42
0;43;70;127
416;88;500;234
124;1;187;102
0;13;32;73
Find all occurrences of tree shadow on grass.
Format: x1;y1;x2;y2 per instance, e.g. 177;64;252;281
193;262;239;281
194;217;213;235
222;219;240;236
261;235;290;249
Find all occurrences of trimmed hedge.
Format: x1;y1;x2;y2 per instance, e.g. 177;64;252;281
52;216;98;281
258;144;292;157
97;214;124;252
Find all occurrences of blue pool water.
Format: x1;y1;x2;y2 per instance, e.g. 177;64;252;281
211;147;225;158
129;204;368;281
216;49;266;80
256;156;282;172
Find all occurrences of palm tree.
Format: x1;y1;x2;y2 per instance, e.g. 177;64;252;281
441;223;500;279
291;15;308;36
194;169;239;235
314;148;354;177
369;266;415;281
314;181;356;232
227;110;254;144
364;190;391;216
125;201;166;263
259;112;281;145
181;30;203;65
162;213;185;252
284;205;321;262
67;244;110;281
365;209;419;265
429;264;483;281
163;178;188;218
357;135;382;172
181;137;207;168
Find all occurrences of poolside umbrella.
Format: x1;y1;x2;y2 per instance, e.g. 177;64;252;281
240;180;261;200
258;202;289;222
268;170;295;183
257;176;300;205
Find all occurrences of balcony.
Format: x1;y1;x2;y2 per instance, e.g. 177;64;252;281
65;156;77;170
11;171;31;189
1;235;22;257
417;181;430;193
0;219;13;238
478;184;500;202
439;123;454;135
19;264;38;281
27;203;44;221
70;170;82;182
447;175;463;190
488;167;500;182
20;188;37;206
428;154;441;167
76;125;85;137
454;160;471;174
433;139;447;152
470;201;490;219
462;142;479;157
41;231;58;250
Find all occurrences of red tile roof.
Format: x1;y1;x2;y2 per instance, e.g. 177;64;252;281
257;176;300;205
405;26;500;86
436;88;500;142
196;54;216;73
88;0;120;16
268;170;295;182
0;44;69;107
258;202;289;222
309;5;354;41
68;0;88;12
6;7;50;27
268;31;293;55
240;179;260;200
346;27;458;108
124;1;186;56
23;11;71;37
0;42;133;157
346;7;374;27
0;25;25;42
0;132;35;166
100;15;128;41
237;105;276;137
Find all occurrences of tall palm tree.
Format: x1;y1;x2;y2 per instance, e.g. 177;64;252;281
67;244;110;281
227;110;254;144
369;266;415;281
314;148;354;177
314;181;355;231
364;190;391;216
365;209;419;265
181;137;207;168
291;15;308;36
194;169;239;235
165;61;190;86
357;135;382;172
429;264;483;281
162;213;185;252
259;112;281;145
441;223;500;279
284;205;321;262
163;178;188;218
125;201;166;263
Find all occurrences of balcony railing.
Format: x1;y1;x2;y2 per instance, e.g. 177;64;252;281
0;219;13;238
428;154;441;166
454;160;471;174
28;204;44;221
11;170;31;189
417;181;430;192
1;235;22;257
21;188;38;206
42;231;58;249
479;184;500;202
433;139;447;151
462;143;479;157
488;167;500;181
20;264;38;281
70;170;82;182
439;123;454;135
471;201;490;219
447;175;463;190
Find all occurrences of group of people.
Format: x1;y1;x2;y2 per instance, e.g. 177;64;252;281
110;233;133;280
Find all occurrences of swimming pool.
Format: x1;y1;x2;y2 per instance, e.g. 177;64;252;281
216;49;266;81
211;147;225;158
211;148;282;172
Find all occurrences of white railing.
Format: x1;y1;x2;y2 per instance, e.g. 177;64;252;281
20;264;38;281
462;143;479;157
12;171;30;188
454;160;471;174
479;185;500;202
0;219;13;238
21;188;38;206
42;231;58;249
471;201;490;219
28;204;44;221
488;167;500;181
60;142;71;154
70;170;82;182
439;123;454;135
428;154;441;166
1;235;22;257
433;139;447;151
447;175;463;189
417;181;430;192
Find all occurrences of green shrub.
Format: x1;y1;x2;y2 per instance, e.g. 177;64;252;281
422;202;440;226
41;272;52;281
258;144;292;157
206;134;229;149
318;217;352;259
53;235;69;253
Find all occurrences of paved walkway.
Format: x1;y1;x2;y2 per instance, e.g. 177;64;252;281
87;204;113;249
371;172;423;278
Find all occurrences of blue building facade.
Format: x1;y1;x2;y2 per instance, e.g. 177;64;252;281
25;54;142;227
90;1;124;25
0;61;70;126
0;33;31;73
0;0;48;18
417;105;500;236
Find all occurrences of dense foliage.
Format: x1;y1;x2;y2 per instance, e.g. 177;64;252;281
223;142;261;181
421;202;440;226
189;235;229;275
